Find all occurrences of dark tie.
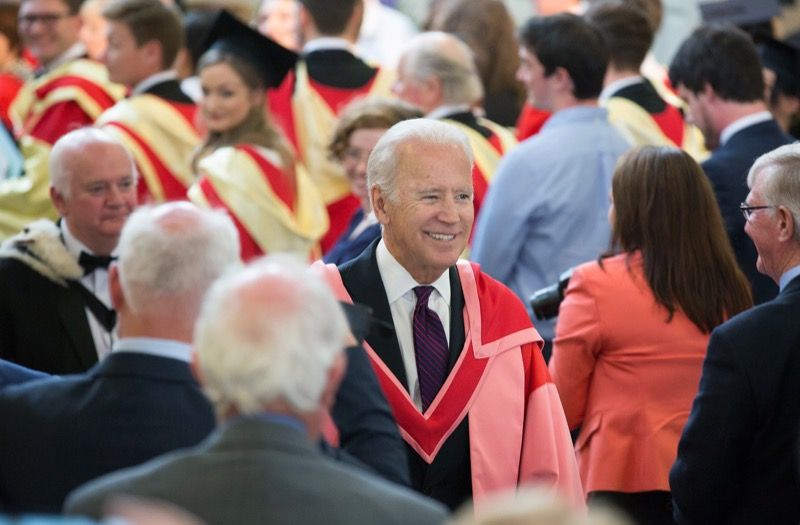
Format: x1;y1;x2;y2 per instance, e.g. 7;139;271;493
413;286;449;411
79;252;115;275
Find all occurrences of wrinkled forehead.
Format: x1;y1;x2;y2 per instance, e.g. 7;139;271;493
67;143;133;181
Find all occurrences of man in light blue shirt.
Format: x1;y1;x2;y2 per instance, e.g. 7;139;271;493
471;13;631;354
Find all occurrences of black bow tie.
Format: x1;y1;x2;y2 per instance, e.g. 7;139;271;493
79;252;116;275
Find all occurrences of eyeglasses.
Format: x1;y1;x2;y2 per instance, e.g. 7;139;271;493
19;13;72;27
740;202;776;220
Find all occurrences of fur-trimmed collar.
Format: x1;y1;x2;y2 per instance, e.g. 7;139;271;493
0;220;83;286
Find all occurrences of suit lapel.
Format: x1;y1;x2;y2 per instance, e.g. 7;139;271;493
339;241;409;389
56;287;98;369
447;266;466;371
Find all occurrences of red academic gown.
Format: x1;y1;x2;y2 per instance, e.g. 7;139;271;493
316;258;583;508
96;80;201;203
189;143;328;262
269;52;394;253
0;59;124;238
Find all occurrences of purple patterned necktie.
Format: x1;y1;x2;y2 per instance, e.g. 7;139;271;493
413;286;449;411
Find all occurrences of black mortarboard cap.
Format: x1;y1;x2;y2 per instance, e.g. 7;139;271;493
758;37;800;97
200;9;297;89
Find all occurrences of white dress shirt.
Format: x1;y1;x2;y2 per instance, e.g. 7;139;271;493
375;239;450;410
61;220;116;359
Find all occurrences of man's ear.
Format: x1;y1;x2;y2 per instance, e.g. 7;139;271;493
109;263;126;311
189;349;204;385
700;82;717;103
50;186;68;217
371;186;390;225
320;352;347;411
551;66;573;96
778;206;795;242
141;39;163;70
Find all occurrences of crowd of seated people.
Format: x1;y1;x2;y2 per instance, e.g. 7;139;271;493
2;0;800;524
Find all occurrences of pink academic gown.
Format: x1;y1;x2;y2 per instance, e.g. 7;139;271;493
317;260;583;508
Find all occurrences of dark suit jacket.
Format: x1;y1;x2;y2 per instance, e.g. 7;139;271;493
338;240;471;510
0;358;49;387
670;275;800;525
0;256;97;374
0;351;215;513
323;210;381;265
303;49;378;89
144;78;194;104
702;119;791;304
329;343;410;486
65;417;449;525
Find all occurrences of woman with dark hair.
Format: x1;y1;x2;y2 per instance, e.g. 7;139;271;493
187;11;327;261
324;96;421;265
549;145;752;525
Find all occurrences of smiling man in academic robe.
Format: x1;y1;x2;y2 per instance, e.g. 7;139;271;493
317;118;582;510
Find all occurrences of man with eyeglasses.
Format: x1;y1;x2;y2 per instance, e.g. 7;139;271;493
0;0;124;239
669;25;793;305
671;143;800;525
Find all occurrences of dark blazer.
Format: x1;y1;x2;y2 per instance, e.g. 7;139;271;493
323;210;381;266
329;343;411;486
0;358;49;387
670;275;800;525
303;49;378;89
338;240;471;510
0;351;215;513
702;119;792;304
65;417;449;525
144;79;194;104
0;256;96;374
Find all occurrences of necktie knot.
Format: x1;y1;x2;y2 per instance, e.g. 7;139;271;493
414;285;435;305
79;252;116;275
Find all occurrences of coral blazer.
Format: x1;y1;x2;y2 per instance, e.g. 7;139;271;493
549;252;708;495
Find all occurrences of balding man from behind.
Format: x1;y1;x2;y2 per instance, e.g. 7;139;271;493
0;128;137;374
393;31;517;221
0;202;239;513
66;256;449;525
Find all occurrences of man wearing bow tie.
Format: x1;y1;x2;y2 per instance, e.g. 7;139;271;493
0;127;136;374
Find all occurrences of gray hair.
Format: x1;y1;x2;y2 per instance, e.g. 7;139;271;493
747;143;800;241
49;127;137;198
194;255;349;415
401;31;484;106
367;118;474;202
117;202;241;313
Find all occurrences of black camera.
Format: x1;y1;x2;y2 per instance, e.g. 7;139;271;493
528;269;573;321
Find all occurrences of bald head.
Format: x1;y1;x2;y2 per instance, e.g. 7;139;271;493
116;202;240;318
394;31;484;113
195;256;349;417
49;128;138;255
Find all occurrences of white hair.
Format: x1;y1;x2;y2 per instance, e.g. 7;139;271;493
194;255;349;415
117;202;241;313
401;31;484;106
748;143;800;241
367;117;474;202
49;127;137;198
